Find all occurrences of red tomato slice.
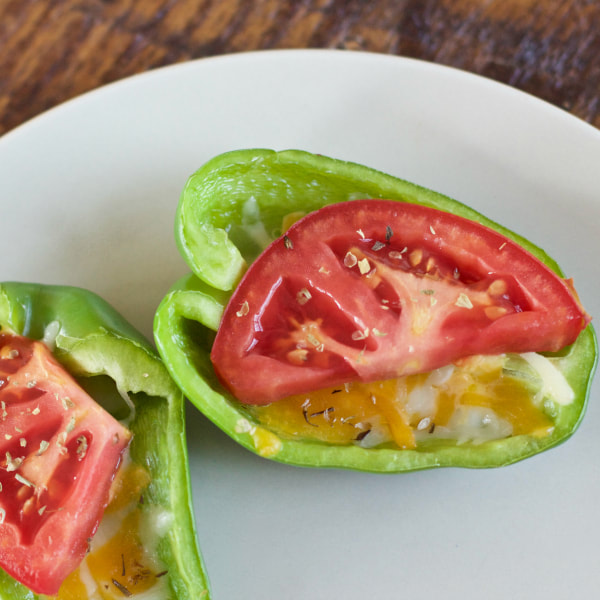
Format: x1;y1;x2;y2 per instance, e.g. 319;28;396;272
211;200;590;406
0;333;131;595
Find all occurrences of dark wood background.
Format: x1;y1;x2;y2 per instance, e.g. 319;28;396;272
1;0;599;136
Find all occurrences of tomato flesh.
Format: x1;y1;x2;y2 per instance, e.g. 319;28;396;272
0;333;131;595
211;200;590;406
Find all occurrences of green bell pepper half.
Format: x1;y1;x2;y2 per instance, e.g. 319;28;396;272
154;148;597;473
0;282;210;599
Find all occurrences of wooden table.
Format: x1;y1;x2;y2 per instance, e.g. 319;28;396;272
1;0;599;136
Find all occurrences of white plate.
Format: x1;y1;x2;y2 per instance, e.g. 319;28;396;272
1;49;599;600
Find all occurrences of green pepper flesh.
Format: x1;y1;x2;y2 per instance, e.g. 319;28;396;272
156;149;597;473
0;282;211;600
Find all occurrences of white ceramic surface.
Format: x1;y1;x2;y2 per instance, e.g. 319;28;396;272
1;49;599;599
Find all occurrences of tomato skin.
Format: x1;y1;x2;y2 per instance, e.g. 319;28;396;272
0;333;131;596
211;200;590;406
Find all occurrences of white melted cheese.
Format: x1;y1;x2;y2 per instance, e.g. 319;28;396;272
412;352;575;444
241;195;272;249
41;319;61;351
402;353;571;446
520;352;575;406
75;561;101;600
431;406;513;446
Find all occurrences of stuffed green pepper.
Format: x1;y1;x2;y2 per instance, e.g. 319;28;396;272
154;149;597;472
0;282;210;599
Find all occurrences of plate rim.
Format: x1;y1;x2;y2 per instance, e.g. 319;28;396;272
2;48;599;147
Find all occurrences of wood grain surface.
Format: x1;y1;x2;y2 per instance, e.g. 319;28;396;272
1;0;599;135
